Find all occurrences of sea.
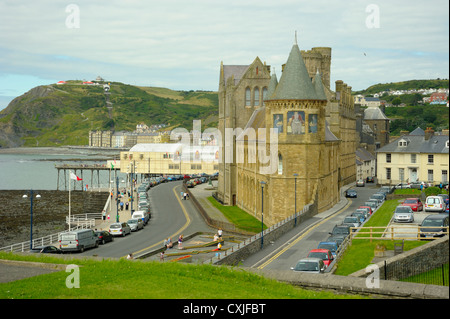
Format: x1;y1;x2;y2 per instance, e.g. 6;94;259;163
0;150;128;190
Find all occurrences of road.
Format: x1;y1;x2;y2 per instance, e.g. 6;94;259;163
77;180;215;258
241;183;382;271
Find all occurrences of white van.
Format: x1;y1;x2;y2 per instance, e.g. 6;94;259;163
59;229;98;253
425;196;445;212
132;210;149;225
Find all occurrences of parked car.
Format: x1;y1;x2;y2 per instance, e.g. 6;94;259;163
291;258;326;273
393;205;414;223
109;222;131;237
127;218;144;231
329;224;351;238
419;214;449;239
186;181;195;188
366;199;380;209
350;211;366;224
409;182;423;189
356;179;365;187
401;198;423;212
132;210;150;225
370;193;385;205
394;183;411;189
364;201;378;211
326;236;346;249
342;216;361;229
345;189;357;198
379;186;393;195
94;230;114;245
307;249;334;267
359;206;373;215
425;196;445;212
29;245;62;254
59;229;98;253
317;241;339;258
366;176;375;183
354;208;369;219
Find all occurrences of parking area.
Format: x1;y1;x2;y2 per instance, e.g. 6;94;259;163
387;211;445;239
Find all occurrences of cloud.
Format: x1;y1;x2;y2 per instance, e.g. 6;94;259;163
0;0;448;99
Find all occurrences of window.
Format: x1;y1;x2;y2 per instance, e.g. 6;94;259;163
254;87;260;107
411;154;416;164
386;153;391;163
428;154;434;164
245;88;251;106
386;168;391;180
428;169;434;182
399;168;405;181
442;170;448;183
278;154;283;175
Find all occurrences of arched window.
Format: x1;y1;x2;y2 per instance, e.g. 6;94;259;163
245;87;251;106
254;87;260;107
278;153;283;175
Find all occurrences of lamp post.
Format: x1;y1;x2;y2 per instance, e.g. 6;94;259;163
260;181;266;249
22;190;41;250
293;173;298;226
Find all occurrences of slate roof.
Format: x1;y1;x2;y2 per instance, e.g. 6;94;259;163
363;106;389;120
271;44;319;100
222;65;249;86
376;130;449;154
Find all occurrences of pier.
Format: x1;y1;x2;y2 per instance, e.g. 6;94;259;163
55;163;119;191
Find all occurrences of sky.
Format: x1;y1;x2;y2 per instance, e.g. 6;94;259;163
0;0;448;110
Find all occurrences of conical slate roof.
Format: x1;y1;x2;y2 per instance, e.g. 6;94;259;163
271;44;318;100
265;71;278;100
313;70;327;101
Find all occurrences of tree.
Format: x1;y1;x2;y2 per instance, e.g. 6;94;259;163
392;97;402;106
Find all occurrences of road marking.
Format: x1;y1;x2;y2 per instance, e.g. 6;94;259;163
125;184;191;258
255;199;352;270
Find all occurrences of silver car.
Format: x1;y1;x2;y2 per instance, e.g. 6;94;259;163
109;222;132;237
393;205;414;223
127;218;144;231
291;258;326;273
343;216;361;229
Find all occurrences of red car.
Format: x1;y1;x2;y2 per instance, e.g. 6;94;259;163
359;205;373;215
402;198;423;212
307;249;334;267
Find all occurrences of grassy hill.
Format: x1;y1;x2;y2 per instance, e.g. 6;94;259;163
0;81;218;148
354;79;449;95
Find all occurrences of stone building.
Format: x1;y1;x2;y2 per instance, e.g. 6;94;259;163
217;41;357;226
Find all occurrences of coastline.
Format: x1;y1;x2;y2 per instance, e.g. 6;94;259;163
0;146;126;156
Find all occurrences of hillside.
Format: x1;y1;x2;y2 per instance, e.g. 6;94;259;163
0;81;218;148
354;79;449;95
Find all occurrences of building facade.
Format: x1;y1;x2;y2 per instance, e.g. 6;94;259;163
376;127;449;185
217;41;357;226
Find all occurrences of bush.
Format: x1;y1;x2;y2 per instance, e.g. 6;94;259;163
425;186;445;197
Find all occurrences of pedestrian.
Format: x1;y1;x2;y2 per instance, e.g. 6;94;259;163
178;234;183;249
218;228;223;239
160;251;165;261
127;253;133;260
125;201;129;210
107;214;110;220
183;192;187;200
120;201;124;211
102;209;106;221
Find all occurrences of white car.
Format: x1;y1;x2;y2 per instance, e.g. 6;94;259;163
109;222;132;237
127;218;144;231
393;205;414;223
291;258;326;273
424;196;445;212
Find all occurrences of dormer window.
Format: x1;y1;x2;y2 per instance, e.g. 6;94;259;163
446;141;449;148
398;138;409;147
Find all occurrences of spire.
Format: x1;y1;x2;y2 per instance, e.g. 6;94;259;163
271;43;318;100
313;69;327;100
294;30;298;45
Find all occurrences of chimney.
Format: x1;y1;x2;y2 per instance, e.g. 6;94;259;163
425;127;434;140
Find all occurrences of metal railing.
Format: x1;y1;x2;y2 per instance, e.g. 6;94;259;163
350;226;449;242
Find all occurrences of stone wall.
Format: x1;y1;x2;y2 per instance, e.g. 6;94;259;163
350;236;449;280
0;190;108;248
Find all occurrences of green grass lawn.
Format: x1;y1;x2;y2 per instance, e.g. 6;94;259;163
0;253;361;299
335;199;427;276
207;196;267;233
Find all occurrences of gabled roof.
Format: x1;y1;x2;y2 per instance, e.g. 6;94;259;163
271;44;318;100
222;65;249;86
376;134;449;154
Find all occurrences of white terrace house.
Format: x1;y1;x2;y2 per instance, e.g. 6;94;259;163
376;127;449;185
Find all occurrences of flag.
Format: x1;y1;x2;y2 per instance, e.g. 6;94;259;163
70;172;82;181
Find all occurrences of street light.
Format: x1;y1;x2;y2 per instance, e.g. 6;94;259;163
293;173;298;226
260;181;266;249
22;190;41;250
